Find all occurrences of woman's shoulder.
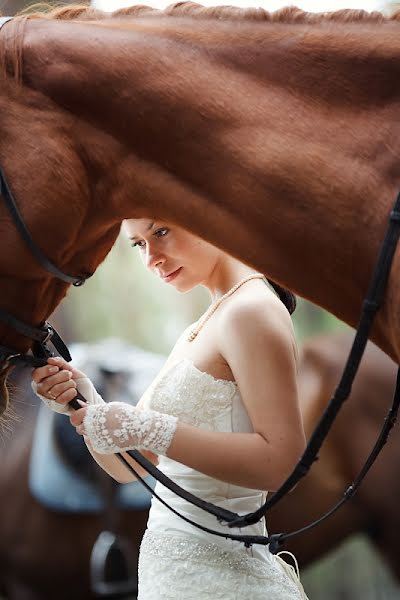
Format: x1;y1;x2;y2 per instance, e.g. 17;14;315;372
216;281;297;362
217;286;298;383
214;286;297;383
219;281;293;334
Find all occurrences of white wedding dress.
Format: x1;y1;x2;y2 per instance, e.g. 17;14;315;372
138;357;307;600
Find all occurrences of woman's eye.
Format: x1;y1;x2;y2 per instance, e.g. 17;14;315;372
131;240;146;249
130;228;168;249
154;227;169;238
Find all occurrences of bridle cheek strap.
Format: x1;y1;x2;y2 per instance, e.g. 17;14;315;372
0;167;90;287
0;309;71;367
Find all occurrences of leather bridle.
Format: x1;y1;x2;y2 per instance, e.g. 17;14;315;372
0;163;91;366
0;16;90;369
1;15;399;552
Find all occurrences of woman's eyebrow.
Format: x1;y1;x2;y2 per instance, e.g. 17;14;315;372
129;222;155;241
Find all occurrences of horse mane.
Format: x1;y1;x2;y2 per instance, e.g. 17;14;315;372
0;1;397;84
12;1;400;24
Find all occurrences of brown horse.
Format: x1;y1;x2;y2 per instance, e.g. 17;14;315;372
1;3;400;415
0;332;399;599
269;332;400;582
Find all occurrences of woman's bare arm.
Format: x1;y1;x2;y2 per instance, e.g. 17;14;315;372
166;294;306;491
85;439;158;484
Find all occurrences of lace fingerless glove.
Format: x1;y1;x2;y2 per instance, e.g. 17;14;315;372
31;376;105;415
83;401;178;456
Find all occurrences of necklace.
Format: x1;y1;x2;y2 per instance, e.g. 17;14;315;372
188;273;265;342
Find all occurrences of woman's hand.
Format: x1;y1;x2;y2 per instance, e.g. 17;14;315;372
31;356;80;414
32;357;177;456
31;356;105;415
70;405;88;436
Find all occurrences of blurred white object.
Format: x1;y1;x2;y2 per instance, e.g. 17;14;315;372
69;338;166;406
94;0;380;16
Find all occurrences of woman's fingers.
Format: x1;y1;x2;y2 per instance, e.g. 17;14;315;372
31;363;60;385
32;357;87;392
55;387;78;406
76;424;85;436
70;406;87;428
36;369;73;396
47;356;71;370
48;356;86;380
49;378;77;399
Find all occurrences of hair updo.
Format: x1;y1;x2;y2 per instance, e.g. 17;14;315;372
264;278;297;315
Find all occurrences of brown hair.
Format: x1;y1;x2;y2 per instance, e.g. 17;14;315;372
265;279;296;315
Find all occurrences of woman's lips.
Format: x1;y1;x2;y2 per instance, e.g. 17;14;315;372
163;267;182;283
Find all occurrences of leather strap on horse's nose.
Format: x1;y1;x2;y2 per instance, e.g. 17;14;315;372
0;307;72;367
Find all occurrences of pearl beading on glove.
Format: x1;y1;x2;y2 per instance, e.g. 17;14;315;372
83;401;178;456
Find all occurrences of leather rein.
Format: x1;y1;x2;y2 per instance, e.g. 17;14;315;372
1;16;399;552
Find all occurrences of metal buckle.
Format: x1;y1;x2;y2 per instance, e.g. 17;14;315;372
41;324;54;345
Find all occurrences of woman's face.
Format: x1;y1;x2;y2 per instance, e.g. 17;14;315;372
123;219;221;292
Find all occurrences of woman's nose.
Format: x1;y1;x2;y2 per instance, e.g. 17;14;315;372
146;248;165;270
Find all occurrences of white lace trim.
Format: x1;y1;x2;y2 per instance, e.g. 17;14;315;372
83;401;178;455
138;531;307;599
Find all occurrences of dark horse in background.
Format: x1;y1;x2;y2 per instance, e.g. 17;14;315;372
0;339;165;600
0;333;399;599
1;3;400;413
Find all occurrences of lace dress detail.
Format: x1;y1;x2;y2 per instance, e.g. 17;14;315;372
83;401;178;455
141;358;236;428
139;531;306;600
136;358;308;599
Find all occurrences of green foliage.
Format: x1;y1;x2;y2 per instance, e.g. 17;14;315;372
63;231;348;351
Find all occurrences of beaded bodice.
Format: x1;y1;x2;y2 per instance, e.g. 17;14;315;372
141;357;239;429
140;358;269;561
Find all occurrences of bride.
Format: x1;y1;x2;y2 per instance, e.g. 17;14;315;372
32;218;308;599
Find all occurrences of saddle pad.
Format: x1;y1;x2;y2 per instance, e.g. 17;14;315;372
29;404;154;513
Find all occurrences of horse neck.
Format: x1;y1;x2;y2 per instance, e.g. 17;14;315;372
5;15;400;359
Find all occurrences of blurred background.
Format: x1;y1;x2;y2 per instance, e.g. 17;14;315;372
1;0;400;598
